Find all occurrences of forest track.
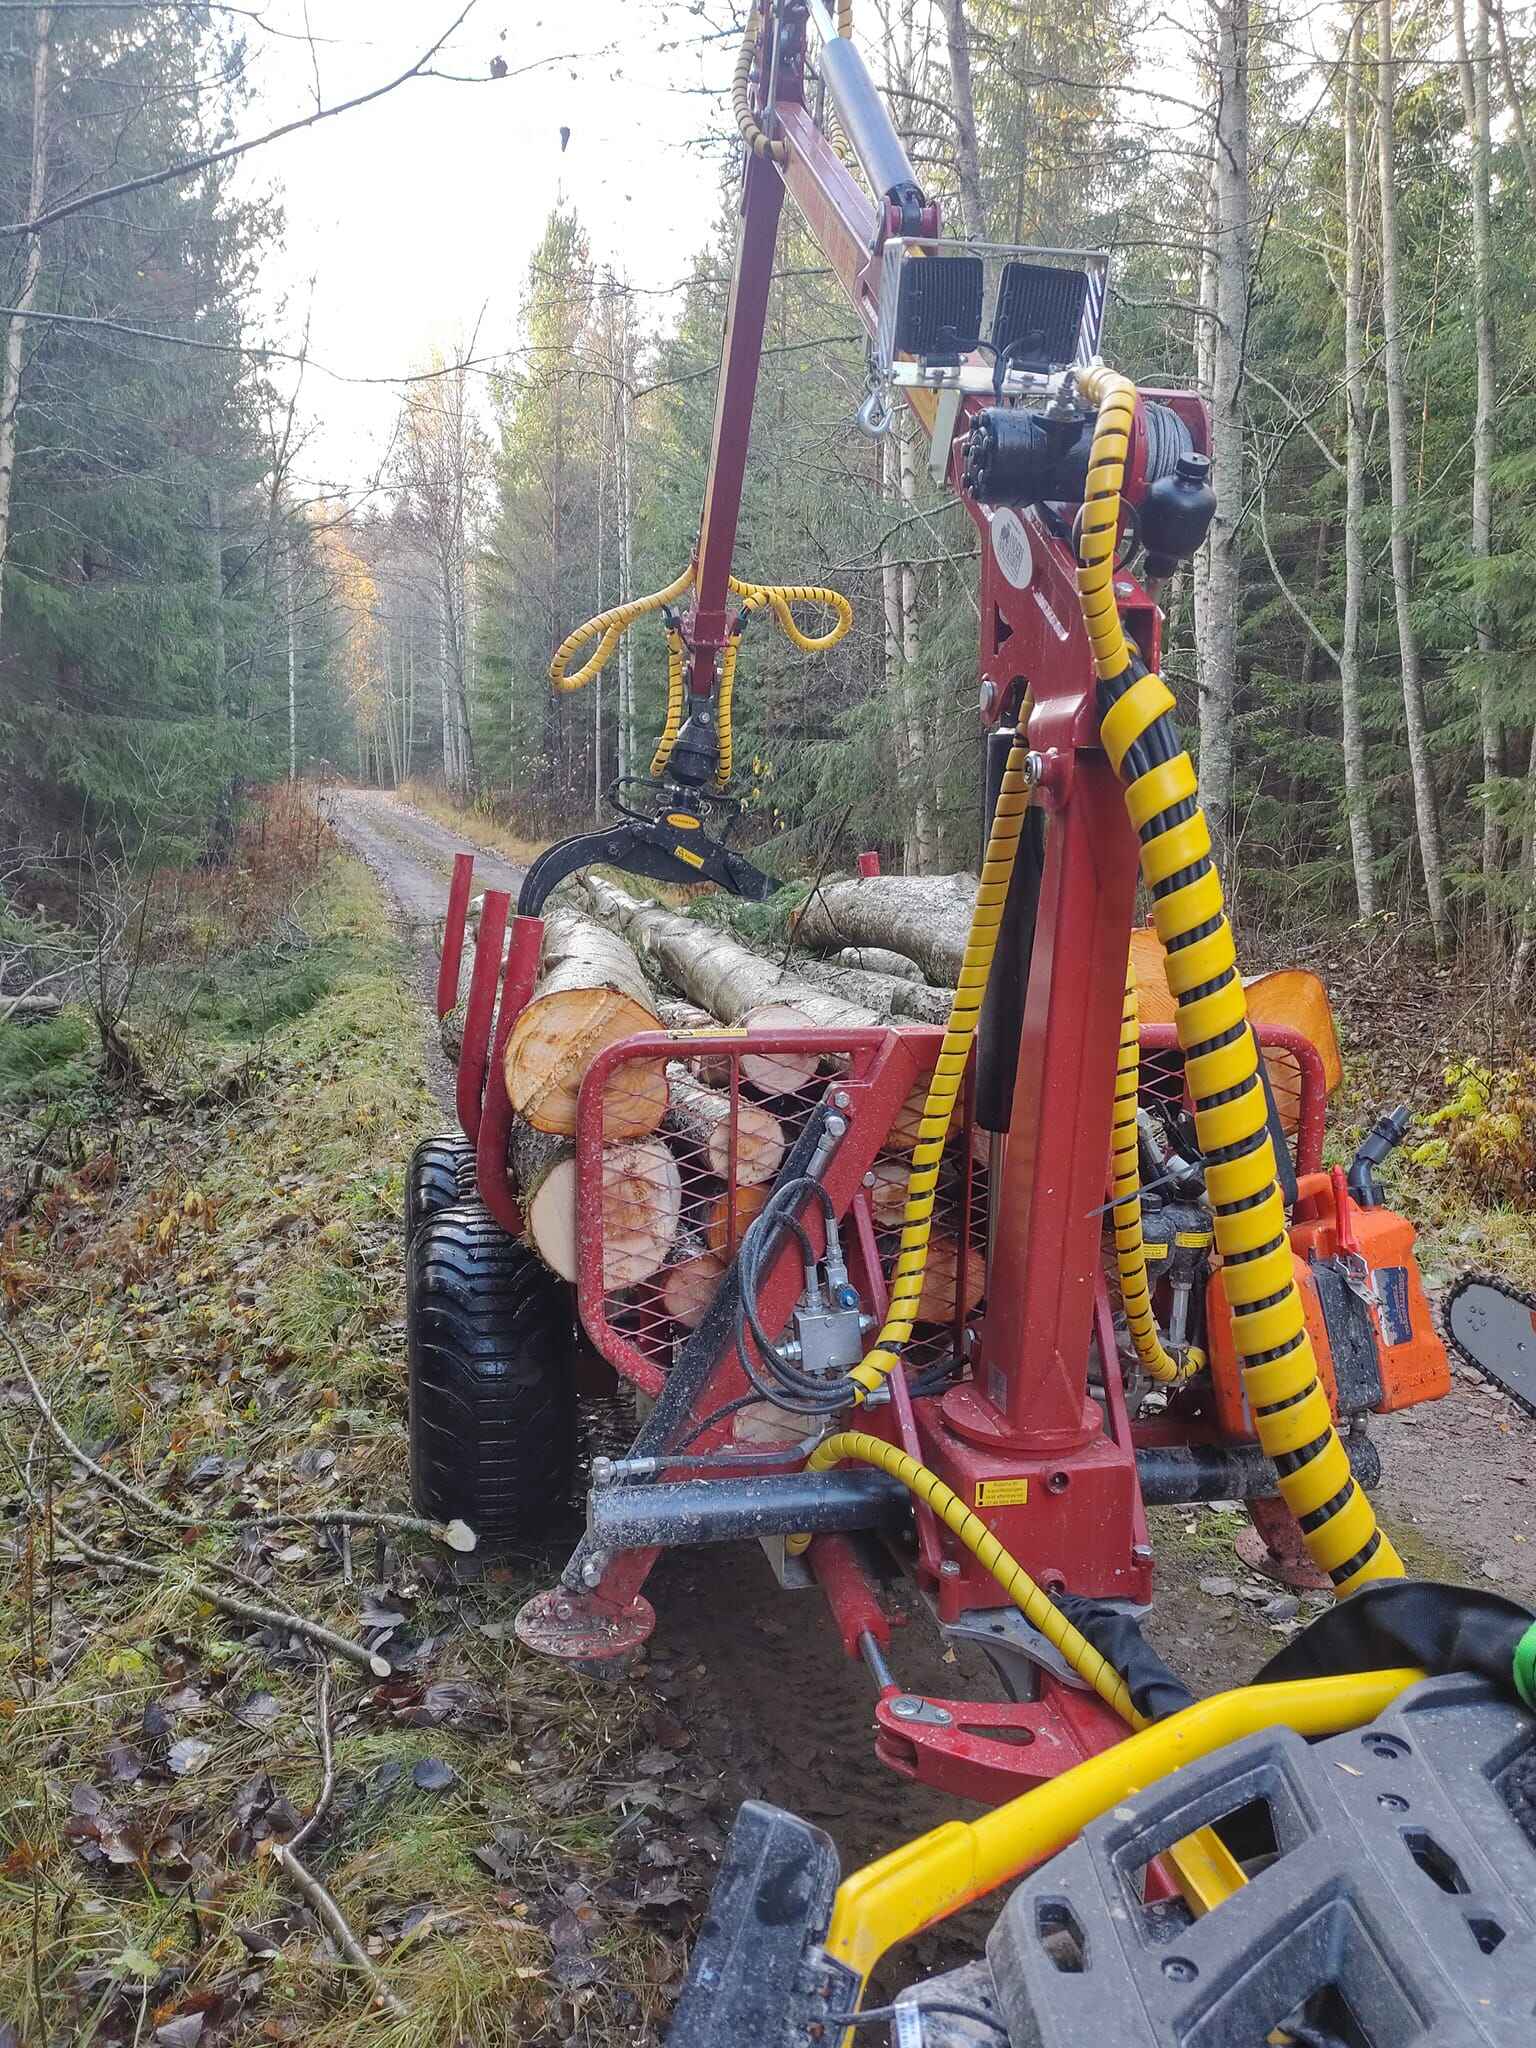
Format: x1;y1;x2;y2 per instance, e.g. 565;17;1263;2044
328;783;1536;1989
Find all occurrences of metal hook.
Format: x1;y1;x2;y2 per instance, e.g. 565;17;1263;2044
855;384;894;439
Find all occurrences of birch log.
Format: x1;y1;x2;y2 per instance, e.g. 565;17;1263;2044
511;1122;681;1286
660;1246;726;1329
503;910;666;1137
788;951;952;1027
793;875;977;986
656;995;733;1085
836;945;926;982
580;875;884;1094
664;1063;785;1186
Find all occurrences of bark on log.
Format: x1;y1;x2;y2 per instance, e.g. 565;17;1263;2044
510;1121;681;1287
788;951;951;1027
793;874;977;986
663;1064;785;1186
579;876;884;1095
836;945;925;983
655;995;733;1084
503;909;666;1138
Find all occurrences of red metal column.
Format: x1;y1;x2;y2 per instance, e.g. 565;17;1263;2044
436;852;474;1019
944;746;1141;1453
688;152;788;676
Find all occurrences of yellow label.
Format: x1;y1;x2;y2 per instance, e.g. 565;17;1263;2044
672;844;706;869
976;1477;1029;1507
1175;1229;1213;1248
1145;1240;1170;1259
666;812;700;829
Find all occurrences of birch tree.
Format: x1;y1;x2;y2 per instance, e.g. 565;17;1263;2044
0;4;52;650
1375;0;1447;947
1194;0;1252;861
1454;0;1500;924
1339;18;1378;918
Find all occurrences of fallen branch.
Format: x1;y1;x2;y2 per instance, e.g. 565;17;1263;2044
2;1330;474;1551
288;1669;336;1855
50;1524;391;1679
272;1841;408;2017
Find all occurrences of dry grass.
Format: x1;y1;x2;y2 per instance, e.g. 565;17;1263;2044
396;782;550;870
0;807;700;2047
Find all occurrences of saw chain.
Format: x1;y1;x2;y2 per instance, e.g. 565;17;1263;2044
1442;1269;1536;1421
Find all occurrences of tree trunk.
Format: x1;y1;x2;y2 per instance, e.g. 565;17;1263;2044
511;1122;681;1287
941;0;987;238
1455;0;1501;930
792;872;977;984
897;426;937;871
502;909;667;1136
286;535;298;782
1340;20;1378;919
1198;0;1253;863
1377;0;1448;948
0;4;52;654
1492;1;1536;194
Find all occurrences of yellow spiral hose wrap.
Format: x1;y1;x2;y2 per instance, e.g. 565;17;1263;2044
1111;965;1187;1384
808;1432;1145;1728
1074;365;1401;1595
553;566;850;792
846;741;1031;1403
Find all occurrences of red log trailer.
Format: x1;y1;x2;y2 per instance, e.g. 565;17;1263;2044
402;6;1536;2042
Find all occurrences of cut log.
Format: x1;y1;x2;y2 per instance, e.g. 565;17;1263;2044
836;945;925;983
503;909;666;1138
866;1155;911;1230
912;1233;986;1324
579;875;884;1097
788;951;952;1028
656;995;734;1086
704;1181;769;1254
660;1247;727;1330
439;1000;466;1066
511;1121;681;1287
794;874;978;986
887;1077;962;1152
664;1064;785;1186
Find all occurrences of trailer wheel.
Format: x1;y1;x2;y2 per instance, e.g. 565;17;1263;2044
405;1132;477;1245
407;1199;578;1543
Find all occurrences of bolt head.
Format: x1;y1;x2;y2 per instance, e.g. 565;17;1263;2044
580;1560;605;1588
554;1601;573;1621
833;1090;851;1109
979;679;997;713
1132;1543;1154;1564
939;1559;961;1578
890;1694;923;1720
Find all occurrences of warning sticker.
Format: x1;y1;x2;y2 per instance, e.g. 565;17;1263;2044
976;1477;1030;1507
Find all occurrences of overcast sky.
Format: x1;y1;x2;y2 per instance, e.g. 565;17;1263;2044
237;1;734;491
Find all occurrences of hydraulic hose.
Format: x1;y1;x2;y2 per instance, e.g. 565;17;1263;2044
733;4;787;162
650;626;688;778
1073;364;1402;1596
807;1431;1144;1727
554;566;852;792
1112;962;1188;1384
845;742;1032;1404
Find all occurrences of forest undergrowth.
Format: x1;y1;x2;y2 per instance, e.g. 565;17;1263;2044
0;792;707;2048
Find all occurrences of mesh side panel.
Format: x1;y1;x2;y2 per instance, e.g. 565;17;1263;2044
579;1025;1323;1393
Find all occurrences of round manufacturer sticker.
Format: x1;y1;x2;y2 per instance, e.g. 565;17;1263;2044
991;507;1033;590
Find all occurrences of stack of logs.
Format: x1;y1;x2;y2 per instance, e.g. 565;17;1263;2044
479;869;985;1334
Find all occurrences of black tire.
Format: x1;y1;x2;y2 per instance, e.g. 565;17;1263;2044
407;1199;578;1543
405;1132;477;1245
